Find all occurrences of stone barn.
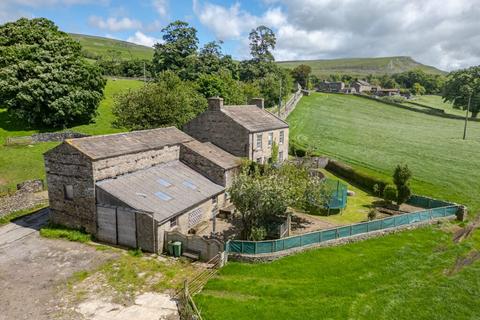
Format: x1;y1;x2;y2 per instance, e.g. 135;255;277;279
44;127;240;252
184;97;289;164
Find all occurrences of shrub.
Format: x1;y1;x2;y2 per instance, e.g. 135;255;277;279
383;184;397;204
326;160;387;193
250;226;267;241
368;209;377;221
393;164;412;205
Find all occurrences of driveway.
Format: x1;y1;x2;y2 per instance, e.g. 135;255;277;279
0;209;117;320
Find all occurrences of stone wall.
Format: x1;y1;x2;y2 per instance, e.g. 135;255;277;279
44;143;97;233
180;144;227;186
184;110;250;158
32;131;89;142
93;145;180;181
165;230;224;261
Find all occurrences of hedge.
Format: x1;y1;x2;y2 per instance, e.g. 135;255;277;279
325;160;388;193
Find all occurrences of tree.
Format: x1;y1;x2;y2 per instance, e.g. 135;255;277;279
249;26;276;62
195;70;246;105
152;21;198;76
383;184;397;205
443;66;480;118
0;18;105;127
393;164;412;205
291;64;312;89
412;82;426;95
112;71;206;130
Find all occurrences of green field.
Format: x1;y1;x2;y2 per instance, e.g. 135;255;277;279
0;78;143;190
404;95;467;117
277;56;445;78
195;226;480;319
70;33;154;60
287;93;480;213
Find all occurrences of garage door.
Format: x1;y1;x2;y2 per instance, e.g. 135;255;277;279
96;206;116;244
117;208;137;248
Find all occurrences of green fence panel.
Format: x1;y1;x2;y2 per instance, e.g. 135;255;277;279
431;208;444;218
445;206;458;216
284;236;302;249
368;220;383;231
229;241;242;253
419;211;430;221
395;215;409;226
321;229;336;241
351;223;368;235
257;241;275;254
302;232;320;245
382;217;395;228
337;226;352;237
242;242;256;254
274;239;285;252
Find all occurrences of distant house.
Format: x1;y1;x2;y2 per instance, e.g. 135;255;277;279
318;81;345;93
374;88;401;97
341;87;357;94
352;80;372;93
184;97;289;164
44;127;240;252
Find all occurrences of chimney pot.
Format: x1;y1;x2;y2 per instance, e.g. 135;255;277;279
250;98;264;110
208;97;223;111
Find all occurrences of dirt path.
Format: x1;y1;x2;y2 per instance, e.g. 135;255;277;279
0;210;117;320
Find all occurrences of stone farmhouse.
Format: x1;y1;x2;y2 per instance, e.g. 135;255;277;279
44;127;241;252
352;80;372;93
184;97;289;164
317;80;345;93
44;99;290;253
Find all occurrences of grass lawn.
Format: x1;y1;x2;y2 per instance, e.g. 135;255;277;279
287;93;480;213
404;95;466;117
195;226;480;320
0;78;143;190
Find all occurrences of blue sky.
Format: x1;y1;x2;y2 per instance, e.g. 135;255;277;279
2;0;479;70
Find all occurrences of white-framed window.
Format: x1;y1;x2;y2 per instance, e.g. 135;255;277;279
279;130;285;145
256;133;262;149
64;185;73;200
169;216;178;228
279;151;284;162
268;132;273;147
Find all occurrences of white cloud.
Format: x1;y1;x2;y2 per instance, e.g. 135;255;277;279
152;0;168;17
89;16;142;32
194;0;480;71
126;31;161;47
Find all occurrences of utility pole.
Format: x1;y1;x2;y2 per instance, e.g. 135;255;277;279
463;93;472;140
143;61;147;84
278;78;282;117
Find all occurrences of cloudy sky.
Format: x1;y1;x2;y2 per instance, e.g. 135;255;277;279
1;0;479;71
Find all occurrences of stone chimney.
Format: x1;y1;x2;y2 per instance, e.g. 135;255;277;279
250;98;264;110
208;97;223;111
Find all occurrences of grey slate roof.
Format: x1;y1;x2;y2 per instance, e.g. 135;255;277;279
96;160;224;222
182;140;241;170
66;127;194;160
221;105;288;133
355;80;371;86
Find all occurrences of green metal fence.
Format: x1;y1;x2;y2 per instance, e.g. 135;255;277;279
227;198;460;255
325;179;348;210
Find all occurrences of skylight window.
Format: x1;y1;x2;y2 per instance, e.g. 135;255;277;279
157;178;171;187
183;180;197;190
155;191;172;201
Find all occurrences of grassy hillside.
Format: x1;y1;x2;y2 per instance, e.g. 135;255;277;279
403;95;466;117
287;93;480;212
277;56;445;77
70;33;154;60
0;79;143;190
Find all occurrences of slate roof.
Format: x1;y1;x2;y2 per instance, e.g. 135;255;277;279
355;80;371;86
65;127;194;160
182;140;241;169
221;105;288;133
96;160;224;222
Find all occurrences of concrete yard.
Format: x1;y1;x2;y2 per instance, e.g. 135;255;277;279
0;209;117;320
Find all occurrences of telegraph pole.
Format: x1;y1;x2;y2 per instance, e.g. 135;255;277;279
143;61;147;84
463;93;472;140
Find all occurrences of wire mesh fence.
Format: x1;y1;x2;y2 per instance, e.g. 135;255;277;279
227;199;460;255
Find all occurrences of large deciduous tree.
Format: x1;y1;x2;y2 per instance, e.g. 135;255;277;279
152;20;198;77
291;64;312;89
248;26;276;62
112;71;206;130
0;18;105;127
443;66;480;118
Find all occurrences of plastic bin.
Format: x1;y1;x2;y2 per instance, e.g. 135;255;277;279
172;241;182;257
167;241;174;256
